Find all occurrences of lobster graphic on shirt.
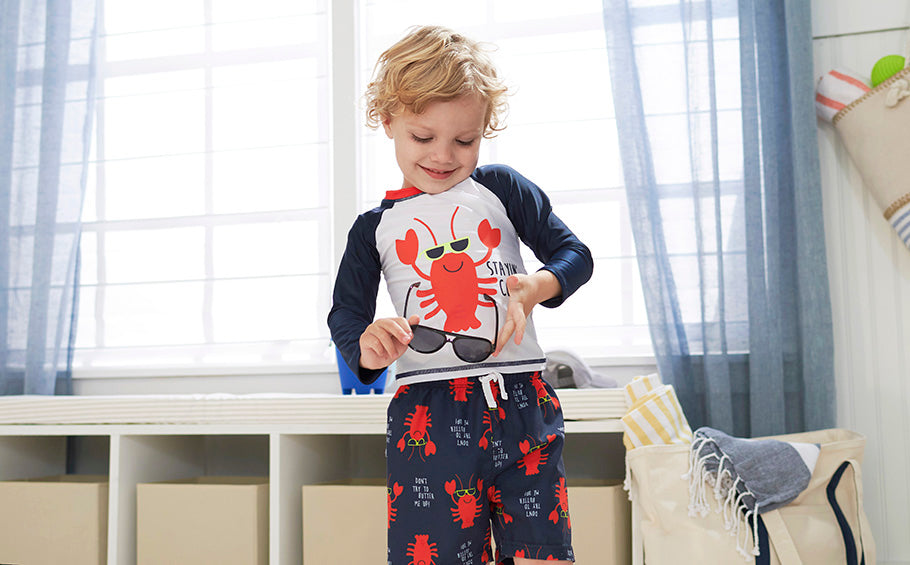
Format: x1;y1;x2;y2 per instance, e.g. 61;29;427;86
396;206;500;332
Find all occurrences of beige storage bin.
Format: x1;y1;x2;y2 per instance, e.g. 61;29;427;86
137;476;268;565
569;479;632;565
302;479;387;564
0;475;108;565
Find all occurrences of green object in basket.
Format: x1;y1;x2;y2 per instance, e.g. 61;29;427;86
871;54;906;87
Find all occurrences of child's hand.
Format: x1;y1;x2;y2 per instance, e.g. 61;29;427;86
359;315;419;370
493;271;561;357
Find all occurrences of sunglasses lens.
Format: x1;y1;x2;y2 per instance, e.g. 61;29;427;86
409;325;447;353
450;238;469;252
425;246;444;259
452;336;493;363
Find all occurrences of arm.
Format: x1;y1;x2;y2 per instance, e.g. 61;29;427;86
473;165;594;354
473;164;593;306
327;214;389;384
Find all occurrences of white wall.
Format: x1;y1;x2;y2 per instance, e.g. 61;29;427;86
813;1;910;563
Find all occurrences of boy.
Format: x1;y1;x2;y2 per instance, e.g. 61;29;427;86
328;25;592;565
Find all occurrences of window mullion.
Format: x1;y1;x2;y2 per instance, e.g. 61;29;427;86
329;0;359;280
94;2;108;351
203;0;215;349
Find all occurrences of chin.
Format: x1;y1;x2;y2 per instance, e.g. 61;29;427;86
419;184;453;195
423;173;472;194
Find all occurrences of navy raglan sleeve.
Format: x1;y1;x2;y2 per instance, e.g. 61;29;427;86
472;164;594;308
327;212;387;384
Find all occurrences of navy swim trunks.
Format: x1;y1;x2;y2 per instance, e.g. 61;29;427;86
386;370;574;565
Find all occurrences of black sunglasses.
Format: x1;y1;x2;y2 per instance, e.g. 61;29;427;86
403;282;498;363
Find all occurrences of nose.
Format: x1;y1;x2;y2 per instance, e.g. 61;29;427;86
430;141;455;164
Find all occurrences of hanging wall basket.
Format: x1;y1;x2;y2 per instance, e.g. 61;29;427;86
833;57;910;249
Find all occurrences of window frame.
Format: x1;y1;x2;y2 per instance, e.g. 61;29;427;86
72;1;657;384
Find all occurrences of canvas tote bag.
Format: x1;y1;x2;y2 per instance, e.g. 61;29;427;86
833;33;910;249
627;428;875;564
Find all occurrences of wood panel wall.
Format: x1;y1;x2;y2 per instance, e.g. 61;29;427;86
812;2;910;563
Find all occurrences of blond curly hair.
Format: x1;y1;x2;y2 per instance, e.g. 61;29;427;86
364;26;509;138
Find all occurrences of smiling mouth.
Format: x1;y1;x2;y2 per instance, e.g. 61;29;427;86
421;165;455;178
443;263;463;273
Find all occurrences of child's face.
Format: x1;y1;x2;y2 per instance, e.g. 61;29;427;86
382;94;487;194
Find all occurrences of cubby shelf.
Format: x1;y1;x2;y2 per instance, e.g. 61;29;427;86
0;390;626;564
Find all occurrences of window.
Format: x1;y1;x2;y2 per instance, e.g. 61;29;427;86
74;1;652;377
76;1;331;373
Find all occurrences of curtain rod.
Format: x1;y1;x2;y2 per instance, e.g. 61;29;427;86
813;25;909;41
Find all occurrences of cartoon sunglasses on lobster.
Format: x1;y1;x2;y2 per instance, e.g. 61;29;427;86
403;281;499;363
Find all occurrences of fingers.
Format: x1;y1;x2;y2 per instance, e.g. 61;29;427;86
359;334;393;367
363;330;398;357
359;317;413;369
512;311;526;345
493;301;526;356
389;317;414;343
366;323;407;356
506;274;522;293
360;338;402;369
493;323;508;357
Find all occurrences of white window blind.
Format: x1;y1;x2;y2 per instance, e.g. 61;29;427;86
75;0;654;377
75;0;331;373
359;1;653;360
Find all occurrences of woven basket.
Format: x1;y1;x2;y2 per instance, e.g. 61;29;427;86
833;54;910;249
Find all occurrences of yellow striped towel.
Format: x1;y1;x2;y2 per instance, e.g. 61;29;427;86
623;373;662;409
622;383;693;450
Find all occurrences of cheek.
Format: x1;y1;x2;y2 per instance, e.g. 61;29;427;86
458;146;481;164
394;140;419;163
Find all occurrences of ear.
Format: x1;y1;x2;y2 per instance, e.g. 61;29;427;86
381;115;393;138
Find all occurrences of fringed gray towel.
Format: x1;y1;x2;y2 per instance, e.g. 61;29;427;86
685;427;820;559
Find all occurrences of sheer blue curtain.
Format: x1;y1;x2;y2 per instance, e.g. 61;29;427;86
603;0;834;436
1;0;98;395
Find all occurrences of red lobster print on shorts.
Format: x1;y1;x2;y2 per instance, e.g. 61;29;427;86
487;485;513;528
397;405;436;461
478;411;493;450
449;377;473;401
407;534;438;565
486;378;506;420
481;528;493;563
518;434;557;476
395;206;500;332
549;477;571;530
514;547;558;561
531;371;560;412
445;474;484;529
388;480;404;528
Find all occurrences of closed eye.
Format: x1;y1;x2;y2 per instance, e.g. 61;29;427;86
456;139;476;146
411;134;431;143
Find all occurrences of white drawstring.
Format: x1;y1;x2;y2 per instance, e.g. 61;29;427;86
478;372;508;410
